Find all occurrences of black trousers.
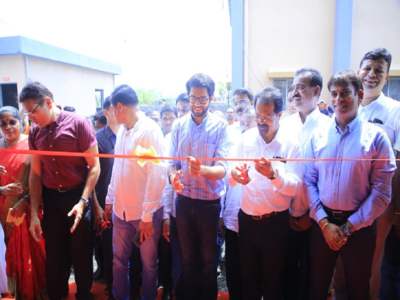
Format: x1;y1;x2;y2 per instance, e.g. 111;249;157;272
282;227;311;300
42;186;93;300
238;209;289;300
309;220;375;300
225;228;243;300
158;223;173;291
380;226;400;300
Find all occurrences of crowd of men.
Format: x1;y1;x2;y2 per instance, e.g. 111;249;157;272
12;47;400;300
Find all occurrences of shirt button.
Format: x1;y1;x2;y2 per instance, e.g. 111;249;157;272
50;145;53;148
50;131;52;133
56;171;59;174
59;185;62;187
337;154;341;157
53;158;55;161
335;172;338;175
334;191;337;194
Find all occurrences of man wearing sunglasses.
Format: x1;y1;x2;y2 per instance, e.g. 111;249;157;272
20;81;100;300
168;73;230;300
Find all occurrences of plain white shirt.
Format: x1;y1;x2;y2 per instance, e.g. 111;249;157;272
228;127;301;216
280;108;332;216
105;113;166;222
358;93;400;152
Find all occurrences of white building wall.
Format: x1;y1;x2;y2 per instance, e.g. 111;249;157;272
245;0;336;101
27;57;115;117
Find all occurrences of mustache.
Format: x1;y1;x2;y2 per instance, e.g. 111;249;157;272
236;108;243;113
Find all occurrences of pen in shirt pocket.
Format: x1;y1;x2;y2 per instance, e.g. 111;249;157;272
273;156;287;164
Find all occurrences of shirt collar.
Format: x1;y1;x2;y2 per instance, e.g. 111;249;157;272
104;125;115;139
190;112;210;127
334;115;360;133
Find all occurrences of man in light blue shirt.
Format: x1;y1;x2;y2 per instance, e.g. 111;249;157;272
304;70;396;300
168;73;230;300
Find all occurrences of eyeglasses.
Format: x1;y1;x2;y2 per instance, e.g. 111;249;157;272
0;119;18;127
24;99;45;116
234;100;249;107
290;84;307;93
188;96;209;104
255;114;277;123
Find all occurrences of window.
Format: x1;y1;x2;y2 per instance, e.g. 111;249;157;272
95;89;104;111
382;78;400;101
273;79;293;109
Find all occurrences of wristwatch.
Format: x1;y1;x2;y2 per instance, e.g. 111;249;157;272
268;168;278;180
80;197;89;207
342;224;352;236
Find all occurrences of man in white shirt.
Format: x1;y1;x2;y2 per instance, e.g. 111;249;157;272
280;68;331;300
356;48;400;300
223;100;256;299
105;84;165;300
230;88;254;135
229;86;301;299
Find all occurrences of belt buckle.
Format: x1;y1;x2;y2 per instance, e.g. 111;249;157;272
58;187;67;193
332;210;343;219
252;215;263;220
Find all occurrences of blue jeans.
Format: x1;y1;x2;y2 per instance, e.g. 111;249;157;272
176;195;221;300
112;208;162;300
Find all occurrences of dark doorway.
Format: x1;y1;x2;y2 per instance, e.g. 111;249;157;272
0;84;18;109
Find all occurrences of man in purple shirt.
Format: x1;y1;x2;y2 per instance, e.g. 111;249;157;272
20;82;100;300
304;71;396;300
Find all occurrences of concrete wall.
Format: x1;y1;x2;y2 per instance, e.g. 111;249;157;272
27;56;115;117
244;0;336;101
0;55;27;97
350;0;400;74
0;55;115;116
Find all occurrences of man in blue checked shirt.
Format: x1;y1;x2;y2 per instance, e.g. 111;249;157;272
304;70;396;300
168;73;230;300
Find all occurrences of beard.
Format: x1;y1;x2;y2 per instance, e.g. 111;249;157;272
257;123;269;137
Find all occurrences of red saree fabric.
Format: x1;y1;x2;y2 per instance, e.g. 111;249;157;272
0;138;47;299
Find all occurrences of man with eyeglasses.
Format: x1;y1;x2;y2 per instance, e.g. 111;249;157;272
168;73;230;300
279;68;331;300
175;93;190;118
228;86;301;299
19;81;100;300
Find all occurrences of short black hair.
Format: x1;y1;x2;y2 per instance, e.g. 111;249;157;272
186;73;215;97
63;106;76;112
176;93;189;105
294;68;323;96
360;48;392;72
233;88;254;102
160;105;178;119
327;70;363;94
111;84;138;106
19;81;54;103
93;110;107;126
145;109;160;117
103;96;111;110
254;86;283;114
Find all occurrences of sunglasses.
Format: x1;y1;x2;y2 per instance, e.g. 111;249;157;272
0;119;18;127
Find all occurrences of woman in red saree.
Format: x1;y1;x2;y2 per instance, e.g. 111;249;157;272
0;106;47;300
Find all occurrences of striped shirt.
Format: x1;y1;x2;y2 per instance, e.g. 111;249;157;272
169;112;230;200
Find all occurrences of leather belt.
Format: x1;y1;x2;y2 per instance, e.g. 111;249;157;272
48;183;84;193
252;211;278;220
323;204;355;221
